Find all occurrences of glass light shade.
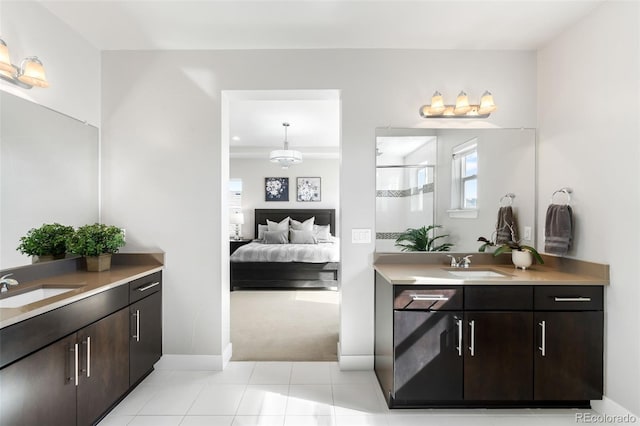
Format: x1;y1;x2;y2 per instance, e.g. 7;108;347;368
428;91;445;115
478;91;497;114
270;149;303;169
0;40;16;75
230;212;245;225
17;57;49;88
454;91;471;115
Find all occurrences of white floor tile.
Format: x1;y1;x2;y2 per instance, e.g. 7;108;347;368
332;384;388;416
250;362;293;385
291;362;334;384
108;385;159;416
138;370;177;387
128;416;184;426
335;414;389;426
493;415;587;425
180;416;234;426
283;415;336;426
387;415;495;426
208;362;256;384
188;384;246;415
286;385;335;416
232;415;285;426
138;383;205;415
237;385;289;416
97;414;135;425
329;365;376;385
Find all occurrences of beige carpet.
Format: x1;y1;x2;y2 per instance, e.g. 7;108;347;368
230;290;339;361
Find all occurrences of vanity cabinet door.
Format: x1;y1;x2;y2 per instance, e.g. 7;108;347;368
393;310;463;402
0;334;77;426
130;290;163;385
464;312;533;401
534;311;603;400
77;307;130;426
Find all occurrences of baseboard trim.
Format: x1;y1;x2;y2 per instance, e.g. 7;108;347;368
155;354;224;371
591;396;639;419
337;342;373;370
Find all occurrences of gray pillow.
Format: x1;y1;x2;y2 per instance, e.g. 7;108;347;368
290;229;318;244
257;224;268;240
290;217;315;231
267;217;290;231
313;224;331;241
263;230;289;244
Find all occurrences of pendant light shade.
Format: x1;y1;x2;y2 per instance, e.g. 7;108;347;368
269;122;302;169
428;91;446;115
454;91;471;115
478;90;497;114
0;39;16;76
17;57;49;88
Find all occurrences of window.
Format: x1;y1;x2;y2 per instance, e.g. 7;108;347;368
450;139;478;217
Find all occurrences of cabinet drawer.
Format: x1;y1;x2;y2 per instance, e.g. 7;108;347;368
129;271;163;303
465;286;533;310
534;286;603;311
394;286;462;310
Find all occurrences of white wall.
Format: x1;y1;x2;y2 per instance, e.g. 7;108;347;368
101;48;536;366
230;158;340;239
537;1;639;416
0;1;100;125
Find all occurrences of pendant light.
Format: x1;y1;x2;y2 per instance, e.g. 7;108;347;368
269;122;303;169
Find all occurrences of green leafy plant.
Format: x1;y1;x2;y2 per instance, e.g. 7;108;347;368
395;225;453;252
488;224;544;264
66;223;126;257
17;223;75;257
477;235;496;252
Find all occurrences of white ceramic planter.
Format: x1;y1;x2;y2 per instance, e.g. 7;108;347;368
512;250;533;270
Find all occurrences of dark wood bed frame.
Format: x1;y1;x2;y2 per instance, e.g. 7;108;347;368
230;208;339;291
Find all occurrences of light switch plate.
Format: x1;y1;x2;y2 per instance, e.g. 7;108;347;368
523;226;532;241
351;228;372;244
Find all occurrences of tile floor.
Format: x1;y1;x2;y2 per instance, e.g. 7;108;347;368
99;361;597;426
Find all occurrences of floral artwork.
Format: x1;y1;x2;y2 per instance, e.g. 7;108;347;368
265;177;289;201
297;177;321;202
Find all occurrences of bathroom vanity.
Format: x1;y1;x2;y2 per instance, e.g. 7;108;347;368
0;254;163;426
374;255;608;408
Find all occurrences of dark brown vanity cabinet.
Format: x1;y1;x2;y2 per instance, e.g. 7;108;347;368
129;272;163;386
374;273;604;408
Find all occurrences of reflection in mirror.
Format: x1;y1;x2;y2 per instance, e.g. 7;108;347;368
1;92;99;269
376;128;536;253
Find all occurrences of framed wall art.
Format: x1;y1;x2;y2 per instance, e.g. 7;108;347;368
296;177;321;202
265;177;289;201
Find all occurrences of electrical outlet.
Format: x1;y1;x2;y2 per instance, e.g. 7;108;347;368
351;228;372;244
523;226;532;241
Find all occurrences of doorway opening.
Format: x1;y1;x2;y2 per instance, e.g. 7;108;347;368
223;89;341;361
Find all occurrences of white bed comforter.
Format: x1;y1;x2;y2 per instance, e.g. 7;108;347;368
230;239;340;263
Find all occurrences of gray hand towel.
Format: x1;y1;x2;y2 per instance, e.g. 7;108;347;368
495;206;518;244
545;204;573;255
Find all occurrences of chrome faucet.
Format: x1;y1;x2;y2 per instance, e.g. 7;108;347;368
0;274;19;293
446;255;473;268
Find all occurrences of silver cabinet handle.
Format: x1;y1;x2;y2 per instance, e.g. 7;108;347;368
554;297;591;302
137;281;160;292
86;336;91;378
71;343;79;386
539;321;546;357
469;320;475;356
411;295;449;301
132;309;140;342
456;319;463;357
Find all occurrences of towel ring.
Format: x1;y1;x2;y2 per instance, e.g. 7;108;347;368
551;187;572;205
499;193;515;207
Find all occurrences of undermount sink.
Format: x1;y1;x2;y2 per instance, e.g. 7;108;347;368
0;287;78;308
446;269;508;278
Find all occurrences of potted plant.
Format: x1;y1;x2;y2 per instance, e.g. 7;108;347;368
486;224;544;269
395;225;454;252
66;223;126;272
16;223;75;263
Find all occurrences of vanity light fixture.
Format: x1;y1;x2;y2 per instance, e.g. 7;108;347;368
420;90;496;118
269;122;303;169
0;38;49;89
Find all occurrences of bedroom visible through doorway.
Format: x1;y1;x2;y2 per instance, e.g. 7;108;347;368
225;89;341;361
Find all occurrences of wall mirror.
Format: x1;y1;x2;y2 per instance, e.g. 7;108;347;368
1;92;99;269
375;127;536;253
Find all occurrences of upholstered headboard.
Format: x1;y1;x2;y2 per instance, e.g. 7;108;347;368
254;209;336;238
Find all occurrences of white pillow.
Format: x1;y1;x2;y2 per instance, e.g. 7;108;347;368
263;230;289;244
257;224;268;240
267;217;290;231
290;229;318;244
291;217;315;231
313;224;331;241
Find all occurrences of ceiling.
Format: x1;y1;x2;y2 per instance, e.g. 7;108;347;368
37;1;603;156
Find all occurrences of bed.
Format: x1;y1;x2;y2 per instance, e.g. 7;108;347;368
230;208;340;291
